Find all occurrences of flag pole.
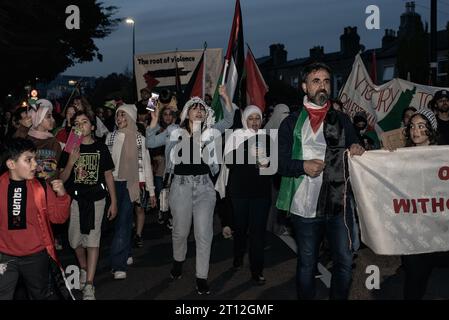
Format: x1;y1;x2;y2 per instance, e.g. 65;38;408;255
203;42;207;100
222;60;229;86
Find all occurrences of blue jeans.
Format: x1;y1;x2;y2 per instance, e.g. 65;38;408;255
154;176;163;200
110;181;134;272
291;212;354;300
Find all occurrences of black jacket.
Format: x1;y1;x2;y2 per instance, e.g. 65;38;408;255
278;104;360;216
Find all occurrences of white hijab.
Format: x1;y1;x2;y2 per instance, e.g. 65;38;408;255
215;105;264;198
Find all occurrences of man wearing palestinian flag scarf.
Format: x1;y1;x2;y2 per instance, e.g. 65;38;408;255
276;62;365;300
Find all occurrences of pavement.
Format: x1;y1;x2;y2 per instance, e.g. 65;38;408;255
56;212;449;300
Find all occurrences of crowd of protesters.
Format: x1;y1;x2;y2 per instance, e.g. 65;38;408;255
1;61;449;301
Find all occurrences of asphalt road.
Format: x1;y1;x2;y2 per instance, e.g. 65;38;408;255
56;212;449;300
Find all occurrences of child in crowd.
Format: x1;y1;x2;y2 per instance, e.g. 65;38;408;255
105;104;156;280
0;138;71;300
59;111;117;300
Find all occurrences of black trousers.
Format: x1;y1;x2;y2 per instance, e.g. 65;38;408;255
402;251;449;300
231;197;271;275
0;250;49;300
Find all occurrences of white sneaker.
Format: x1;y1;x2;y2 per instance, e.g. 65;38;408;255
82;284;96;300
113;271;127;280
127;257;134;265
79;269;87;290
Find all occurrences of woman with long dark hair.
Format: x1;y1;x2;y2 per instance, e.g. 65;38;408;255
146;85;235;295
400;108;446;299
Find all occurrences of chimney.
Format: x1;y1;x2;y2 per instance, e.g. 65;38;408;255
269;43;287;66
382;29;397;48
340;26;361;56
399;1;423;39
309;46;324;59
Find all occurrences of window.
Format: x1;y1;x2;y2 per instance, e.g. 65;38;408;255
291;76;299;87
382;65;394;81
437;59;448;84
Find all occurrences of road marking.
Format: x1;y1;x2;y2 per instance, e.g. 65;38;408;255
277;233;331;288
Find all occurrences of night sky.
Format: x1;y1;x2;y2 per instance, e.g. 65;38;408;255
64;0;449;77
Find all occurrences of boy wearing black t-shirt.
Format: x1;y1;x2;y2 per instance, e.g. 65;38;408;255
59;111;117;300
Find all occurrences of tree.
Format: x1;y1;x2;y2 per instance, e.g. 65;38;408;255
89;73;133;108
0;0;120;98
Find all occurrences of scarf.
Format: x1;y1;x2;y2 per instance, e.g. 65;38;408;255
8;180;27;230
27;127;54;139
117;113;140;203
303;96;330;133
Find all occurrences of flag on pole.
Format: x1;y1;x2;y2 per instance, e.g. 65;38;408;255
180;50;205;108
174;52;183;99
370;50;378;85
245;45;268;112
210;0;244;120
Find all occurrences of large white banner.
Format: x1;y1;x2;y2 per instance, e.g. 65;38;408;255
135;48;222;100
339;54;448;135
349;146;449;255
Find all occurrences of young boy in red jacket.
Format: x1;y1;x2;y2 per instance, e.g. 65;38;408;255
0;138;71;300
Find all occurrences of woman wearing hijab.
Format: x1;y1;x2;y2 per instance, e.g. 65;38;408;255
105;104;156;280
216;105;272;285
146;85;235;295
27;99;62;181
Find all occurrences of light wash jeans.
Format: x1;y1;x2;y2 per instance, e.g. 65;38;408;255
169;174;216;279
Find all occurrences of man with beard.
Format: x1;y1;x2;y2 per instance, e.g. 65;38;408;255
429;90;449;145
276;62;365;300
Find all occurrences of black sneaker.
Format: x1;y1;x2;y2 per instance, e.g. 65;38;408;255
166;218;173;230
157;211;165;224
196;278;210;295
170;260;183;280
251;273;266;285
134;234;144;248
232;256;243;270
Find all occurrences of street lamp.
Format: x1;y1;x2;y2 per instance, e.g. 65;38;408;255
125;18;137;101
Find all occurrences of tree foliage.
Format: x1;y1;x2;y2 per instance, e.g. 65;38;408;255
0;0;120;98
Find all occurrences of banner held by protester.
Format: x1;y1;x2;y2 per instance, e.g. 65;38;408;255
134;49;222;101
349;146;449;255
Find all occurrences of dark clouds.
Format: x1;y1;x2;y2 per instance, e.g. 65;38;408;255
64;0;449;77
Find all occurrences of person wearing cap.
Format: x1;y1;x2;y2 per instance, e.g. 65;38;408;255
398;108;446;299
429;90;449;145
103;100;117;132
146;85;235;295
105;104;156;280
215;105;273;285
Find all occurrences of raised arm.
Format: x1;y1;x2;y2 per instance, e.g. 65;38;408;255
213;85;236;133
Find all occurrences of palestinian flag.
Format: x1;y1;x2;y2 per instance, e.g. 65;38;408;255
245;45;268;112
211;0;244;120
184;51;205;102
